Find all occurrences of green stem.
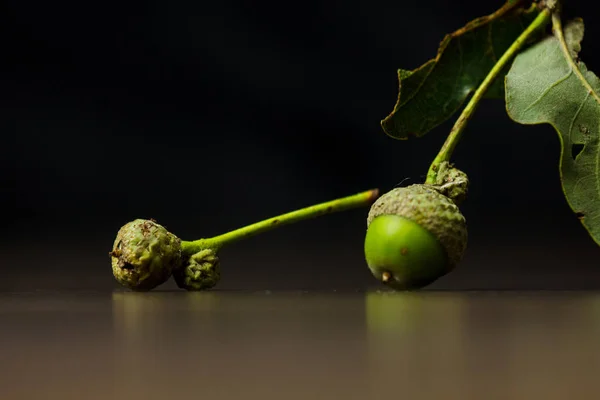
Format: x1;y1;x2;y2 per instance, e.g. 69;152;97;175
425;6;551;184
181;188;380;255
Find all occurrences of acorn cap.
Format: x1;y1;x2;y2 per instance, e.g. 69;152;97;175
110;219;182;291
367;184;467;269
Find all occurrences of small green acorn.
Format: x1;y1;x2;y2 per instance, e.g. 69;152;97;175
364;163;468;290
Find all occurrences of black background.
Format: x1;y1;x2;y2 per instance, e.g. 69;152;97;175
3;0;600;291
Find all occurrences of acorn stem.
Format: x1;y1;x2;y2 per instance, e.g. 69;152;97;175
181;189;380;254
425;6;552;184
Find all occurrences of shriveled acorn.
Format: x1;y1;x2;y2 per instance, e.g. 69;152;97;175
173;248;221;291
110;219;182;291
364;164;468;290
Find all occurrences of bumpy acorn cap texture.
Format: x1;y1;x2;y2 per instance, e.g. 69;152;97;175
110;219;182;291
173;248;221;291
367;184;467;270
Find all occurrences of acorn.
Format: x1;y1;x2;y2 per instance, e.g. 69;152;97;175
173;248;221;291
110;219;183;291
364;163;468;290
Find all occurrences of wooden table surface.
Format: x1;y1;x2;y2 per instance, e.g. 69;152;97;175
1;290;599;399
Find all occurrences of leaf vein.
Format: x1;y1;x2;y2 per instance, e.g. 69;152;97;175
568;90;590;144
523;69;572;113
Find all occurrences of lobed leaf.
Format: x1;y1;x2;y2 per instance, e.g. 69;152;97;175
506;18;600;245
381;1;541;139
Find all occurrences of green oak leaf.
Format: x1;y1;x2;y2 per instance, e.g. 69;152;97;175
381;1;542;140
505;18;600;245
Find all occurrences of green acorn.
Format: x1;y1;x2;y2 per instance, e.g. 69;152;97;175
110;219;183;291
364;163;468;290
